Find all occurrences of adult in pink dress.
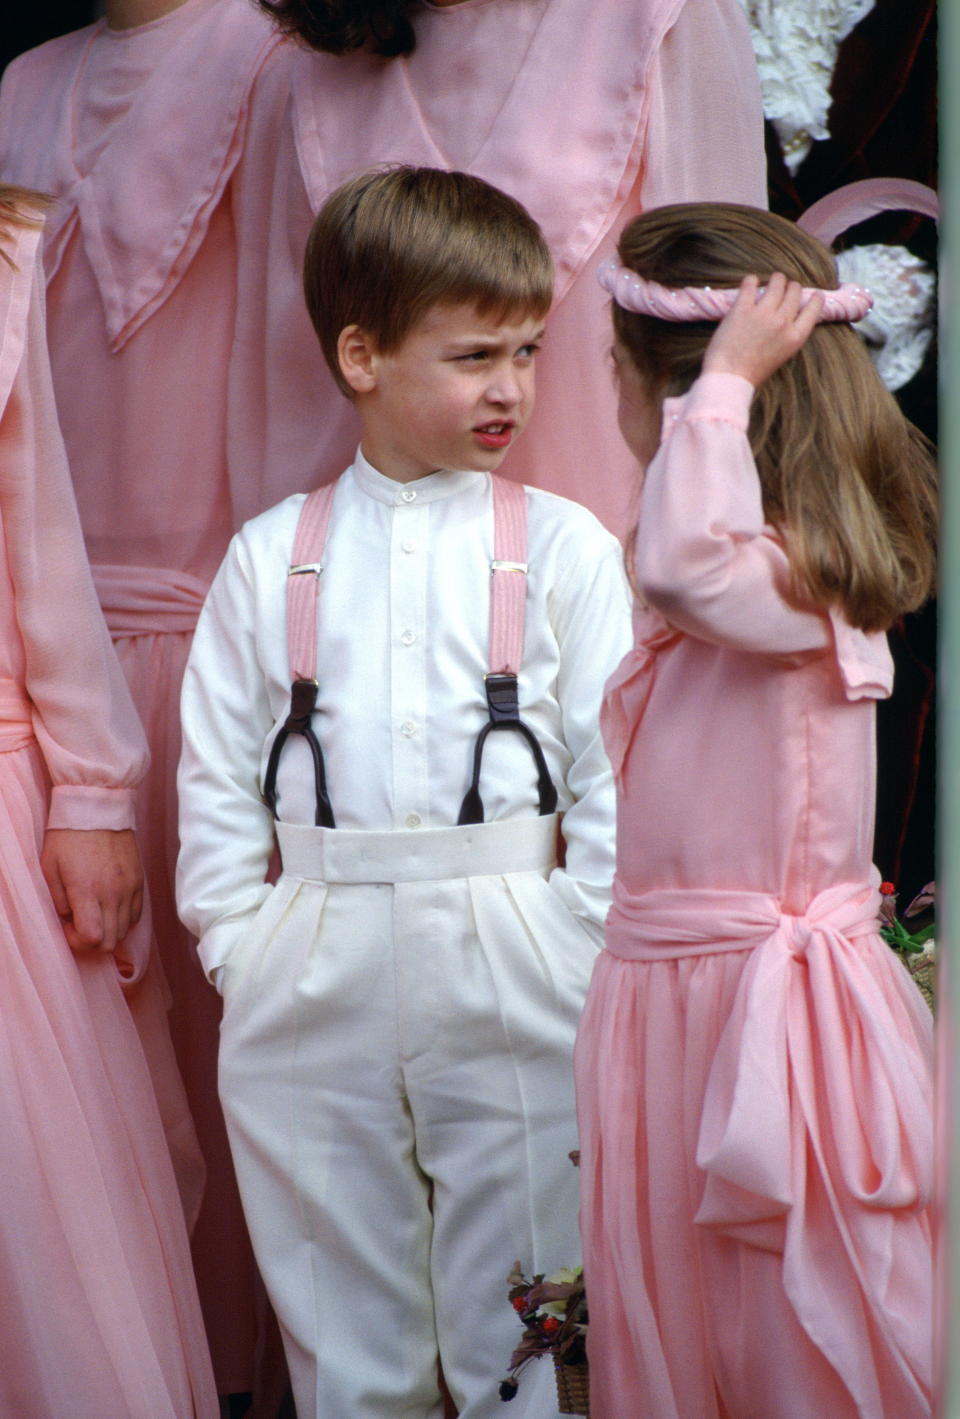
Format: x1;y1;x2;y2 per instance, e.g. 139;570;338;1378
231;0;768;536
0;0;765;1394
0;0;288;1397
574;322;934;1411
0;197;217;1419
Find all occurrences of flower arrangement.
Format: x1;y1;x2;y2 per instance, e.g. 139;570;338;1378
880;880;935;1009
500;1263;589;1415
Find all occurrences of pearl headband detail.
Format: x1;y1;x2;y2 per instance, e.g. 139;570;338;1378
598;257;873;324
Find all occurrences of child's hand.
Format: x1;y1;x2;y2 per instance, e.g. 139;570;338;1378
41;828;144;954
701;273;824;388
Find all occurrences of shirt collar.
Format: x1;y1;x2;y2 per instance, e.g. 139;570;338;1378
350;447;485;505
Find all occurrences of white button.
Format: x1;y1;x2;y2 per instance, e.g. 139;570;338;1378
400;629;416;646
405;813;422;829
400;720;417;737
401;539;417;553
400;488;417;503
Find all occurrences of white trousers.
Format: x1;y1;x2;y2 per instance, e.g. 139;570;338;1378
218;815;599;1419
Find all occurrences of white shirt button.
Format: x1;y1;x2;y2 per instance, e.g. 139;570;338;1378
405;813;422;829
400;488;417;503
400;629;416;646
401;539;417;553
400;720;417;737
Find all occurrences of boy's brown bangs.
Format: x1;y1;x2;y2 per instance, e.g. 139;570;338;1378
304;166;554;390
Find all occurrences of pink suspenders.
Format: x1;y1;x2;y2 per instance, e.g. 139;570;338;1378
261;476;558;827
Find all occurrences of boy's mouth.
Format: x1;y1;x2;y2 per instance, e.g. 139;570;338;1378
474;422;515;450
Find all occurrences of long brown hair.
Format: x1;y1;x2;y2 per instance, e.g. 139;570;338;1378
613;203;937;632
0;185;50;267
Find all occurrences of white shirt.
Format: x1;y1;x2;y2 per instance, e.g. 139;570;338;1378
177;452;632;978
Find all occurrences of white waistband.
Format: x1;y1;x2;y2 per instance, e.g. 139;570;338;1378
276;814;559;884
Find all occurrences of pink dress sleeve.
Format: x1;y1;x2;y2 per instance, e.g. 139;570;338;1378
0;224;148;829
640;0;768;210
633;371;831;654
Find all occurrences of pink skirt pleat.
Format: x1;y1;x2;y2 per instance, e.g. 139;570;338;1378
0;739;217;1419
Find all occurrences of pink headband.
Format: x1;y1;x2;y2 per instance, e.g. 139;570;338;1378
598;257;873;324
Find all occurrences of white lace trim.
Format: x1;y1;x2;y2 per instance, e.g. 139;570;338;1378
737;0;876;171
837;244;936;390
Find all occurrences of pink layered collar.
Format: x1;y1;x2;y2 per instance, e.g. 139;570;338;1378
0;0;282;349
292;0;684;303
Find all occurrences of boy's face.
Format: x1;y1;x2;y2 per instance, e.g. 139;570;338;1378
350;303;544;483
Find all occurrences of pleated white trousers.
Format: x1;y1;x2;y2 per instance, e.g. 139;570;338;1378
218;815;598;1419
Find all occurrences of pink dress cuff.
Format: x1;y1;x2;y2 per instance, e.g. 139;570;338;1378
665;371;755;432
47;784;138;832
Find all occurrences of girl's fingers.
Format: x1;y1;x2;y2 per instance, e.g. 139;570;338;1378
794;289;824;340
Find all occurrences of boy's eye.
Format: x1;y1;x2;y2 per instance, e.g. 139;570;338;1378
517;343;540;360
458;350;490;363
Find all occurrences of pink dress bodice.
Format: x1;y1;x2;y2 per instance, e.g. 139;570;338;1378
603;373;892;909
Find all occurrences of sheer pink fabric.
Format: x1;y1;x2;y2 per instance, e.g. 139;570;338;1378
575;374;933;1418
0;216;217;1418
0;6;281;1392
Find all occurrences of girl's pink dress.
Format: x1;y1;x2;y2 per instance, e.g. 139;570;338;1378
0;217;217;1418
574;372;933;1419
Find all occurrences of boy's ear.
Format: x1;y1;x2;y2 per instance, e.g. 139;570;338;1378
337;325;380;395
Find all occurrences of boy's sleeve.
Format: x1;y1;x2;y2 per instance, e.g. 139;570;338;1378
547;527;633;936
633;371;832;655
176;530;278;984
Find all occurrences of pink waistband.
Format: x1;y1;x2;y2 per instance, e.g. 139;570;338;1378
604;879;880;962
92;563;211;638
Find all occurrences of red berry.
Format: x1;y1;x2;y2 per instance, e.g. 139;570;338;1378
511;1296;528;1313
542;1316;561;1334
880;882;896;896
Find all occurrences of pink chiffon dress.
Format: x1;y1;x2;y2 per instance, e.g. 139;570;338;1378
0;215;217;1418
0;2;285;1393
574;373;934;1419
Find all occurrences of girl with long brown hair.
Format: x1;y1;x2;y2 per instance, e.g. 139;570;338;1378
574;203;936;1419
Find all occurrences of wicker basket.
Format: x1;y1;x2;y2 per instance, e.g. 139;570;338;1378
905;950;936;1012
554;1360;590;1416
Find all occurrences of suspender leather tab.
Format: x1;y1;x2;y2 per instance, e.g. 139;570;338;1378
484;672;520;723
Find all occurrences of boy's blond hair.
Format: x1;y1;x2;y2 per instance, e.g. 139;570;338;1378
304;165;554;396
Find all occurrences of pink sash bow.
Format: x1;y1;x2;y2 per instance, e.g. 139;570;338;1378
605;878;932;1246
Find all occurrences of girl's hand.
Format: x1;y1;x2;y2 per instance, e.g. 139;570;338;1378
702;273;824;388
41;828;144;954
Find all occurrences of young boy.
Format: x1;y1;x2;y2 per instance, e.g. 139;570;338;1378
176;167;631;1419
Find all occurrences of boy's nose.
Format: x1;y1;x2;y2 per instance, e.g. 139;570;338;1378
487;366;525;407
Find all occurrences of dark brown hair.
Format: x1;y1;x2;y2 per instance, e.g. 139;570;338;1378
304;165;554;395
613;203;937;632
256;0;416;56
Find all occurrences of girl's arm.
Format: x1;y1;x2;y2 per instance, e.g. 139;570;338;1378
1;228;148;949
634;277;832;655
